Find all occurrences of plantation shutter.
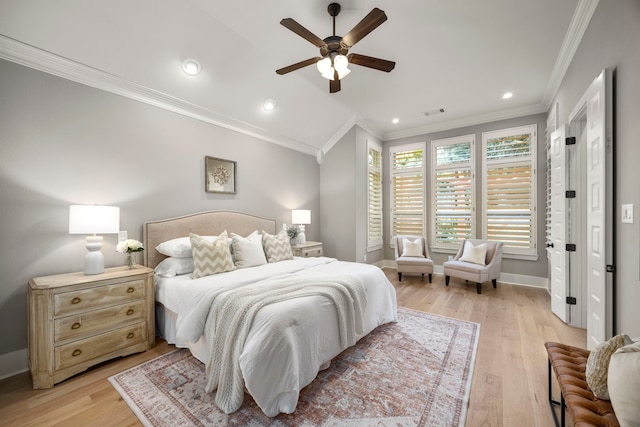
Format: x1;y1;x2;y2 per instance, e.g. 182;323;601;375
432;137;474;249
390;144;425;242
482;126;537;256
367;141;383;250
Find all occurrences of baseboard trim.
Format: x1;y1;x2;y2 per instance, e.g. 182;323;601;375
0;348;29;380
380;260;548;289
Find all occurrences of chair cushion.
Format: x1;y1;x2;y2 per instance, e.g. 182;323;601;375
401;238;424;257
396;256;433;267
459;241;487;265
443;260;488;274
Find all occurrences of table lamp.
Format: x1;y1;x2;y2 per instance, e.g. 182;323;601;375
69;205;120;275
291;209;311;244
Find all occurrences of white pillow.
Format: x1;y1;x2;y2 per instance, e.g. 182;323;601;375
156;235;220;258
154;257;194;278
586;334;633;399
231;231;267;268
608;339;640;425
459;241;487;265
401;238;424;257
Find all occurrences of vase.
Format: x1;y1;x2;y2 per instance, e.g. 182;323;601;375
125;252;134;269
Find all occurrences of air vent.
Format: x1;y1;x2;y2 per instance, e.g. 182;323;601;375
424;108;445;117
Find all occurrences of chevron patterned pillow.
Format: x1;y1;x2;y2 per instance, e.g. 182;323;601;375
262;229;293;263
190;231;235;279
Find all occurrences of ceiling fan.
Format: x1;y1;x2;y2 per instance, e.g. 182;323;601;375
276;3;395;93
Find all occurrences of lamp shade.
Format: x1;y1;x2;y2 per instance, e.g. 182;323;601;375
292;209;311;225
69;205;120;234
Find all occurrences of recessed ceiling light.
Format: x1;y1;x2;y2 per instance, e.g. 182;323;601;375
392;118;399;124
181;58;201;76
263;99;277;111
502;92;513;99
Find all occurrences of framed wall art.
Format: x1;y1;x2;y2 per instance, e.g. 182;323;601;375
205;156;236;194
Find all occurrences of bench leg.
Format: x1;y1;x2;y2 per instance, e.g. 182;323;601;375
548;358;564;427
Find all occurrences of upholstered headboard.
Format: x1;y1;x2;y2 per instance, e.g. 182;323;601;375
143;211;276;268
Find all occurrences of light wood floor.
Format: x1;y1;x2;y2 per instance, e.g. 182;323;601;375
0;271;585;427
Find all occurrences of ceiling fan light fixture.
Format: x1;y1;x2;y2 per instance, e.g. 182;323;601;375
333;54;349;72
336;67;350;80
317;57;332;74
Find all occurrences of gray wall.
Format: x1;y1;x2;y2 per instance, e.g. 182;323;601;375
383;113;548;277
0;59;320;357
551;0;640;337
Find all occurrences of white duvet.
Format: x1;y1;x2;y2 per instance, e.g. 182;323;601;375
155;257;398;416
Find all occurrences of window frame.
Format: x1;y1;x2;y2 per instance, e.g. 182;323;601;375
481;124;538;260
367;139;383;251
389;142;426;246
430;134;475;251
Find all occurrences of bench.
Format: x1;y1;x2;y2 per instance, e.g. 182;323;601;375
545;342;619;426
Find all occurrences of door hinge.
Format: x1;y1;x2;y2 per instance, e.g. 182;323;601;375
566;190;576;198
566;296;577;305
566;244;577;251
566;136;576;145
606;265;615;273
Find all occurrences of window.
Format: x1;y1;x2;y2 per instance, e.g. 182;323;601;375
390;143;425;244
431;135;475;250
482;125;537;258
367;140;383;250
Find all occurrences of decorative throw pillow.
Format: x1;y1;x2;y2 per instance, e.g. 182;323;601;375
459;241;487;265
608;339;640;425
190;231;234;279
585;334;633;400
154;257;194;278
231;231;267;268
262;229;293;263
401;238;424;257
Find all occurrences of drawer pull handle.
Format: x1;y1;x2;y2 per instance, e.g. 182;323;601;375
127;332;135;339
71;322;81;330
72;349;82;357
126;309;134;315
127;287;135;293
71;297;81;304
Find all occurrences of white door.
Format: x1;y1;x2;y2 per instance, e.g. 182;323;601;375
582;69;614;350
549;125;569;322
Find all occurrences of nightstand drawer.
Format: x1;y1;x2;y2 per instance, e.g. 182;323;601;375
54;279;145;316
299;247;323;257
54;322;147;371
54;300;145;343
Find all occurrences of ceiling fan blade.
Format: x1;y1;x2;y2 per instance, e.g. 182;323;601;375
276;57;322;75
280;18;326;48
348;53;395;72
330;69;341;93
342;8;387;48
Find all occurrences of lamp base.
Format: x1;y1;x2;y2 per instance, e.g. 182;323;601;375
84;235;105;275
297;226;306;244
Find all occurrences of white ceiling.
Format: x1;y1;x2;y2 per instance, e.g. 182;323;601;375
0;0;586;156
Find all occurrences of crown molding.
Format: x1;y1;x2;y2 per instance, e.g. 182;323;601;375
0;35;318;157
317;115;384;163
542;0;599;107
383;103;547;141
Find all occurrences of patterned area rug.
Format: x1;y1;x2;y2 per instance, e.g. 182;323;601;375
109;308;479;427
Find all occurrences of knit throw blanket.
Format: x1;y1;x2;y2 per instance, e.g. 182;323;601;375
203;275;368;414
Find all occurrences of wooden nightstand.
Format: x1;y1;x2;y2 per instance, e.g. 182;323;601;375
291;241;323;257
28;265;154;389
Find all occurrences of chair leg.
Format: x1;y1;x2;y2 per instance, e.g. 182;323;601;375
421;273;424;279
476;283;482;294
445;276;450;286
492;279;497;288
398;272;402;281
428;273;432;283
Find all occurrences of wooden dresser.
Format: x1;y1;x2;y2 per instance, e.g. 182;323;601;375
28;266;154;389
291;241;323;257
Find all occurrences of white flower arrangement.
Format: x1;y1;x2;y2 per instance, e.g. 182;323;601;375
116;239;144;253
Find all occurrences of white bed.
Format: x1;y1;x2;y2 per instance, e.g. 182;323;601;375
143;211;398;417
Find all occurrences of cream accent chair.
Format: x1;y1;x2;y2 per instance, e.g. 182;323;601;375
443;239;503;294
394;235;434;283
